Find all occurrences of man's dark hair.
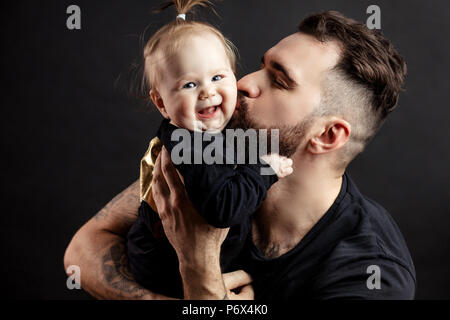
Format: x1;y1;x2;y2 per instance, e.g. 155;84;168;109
298;11;407;168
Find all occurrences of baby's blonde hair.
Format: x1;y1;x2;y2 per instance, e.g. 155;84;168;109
142;0;237;94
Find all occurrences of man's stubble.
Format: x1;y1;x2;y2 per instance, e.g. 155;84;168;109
229;93;315;157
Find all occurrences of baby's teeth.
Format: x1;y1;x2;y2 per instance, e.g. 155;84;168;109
199;106;218;115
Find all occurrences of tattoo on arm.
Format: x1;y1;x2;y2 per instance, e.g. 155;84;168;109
101;242;149;299
94;192;126;221
94;180;140;222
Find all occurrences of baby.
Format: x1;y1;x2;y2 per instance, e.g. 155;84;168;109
127;0;293;298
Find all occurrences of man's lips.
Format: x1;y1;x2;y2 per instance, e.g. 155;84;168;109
196;104;221;119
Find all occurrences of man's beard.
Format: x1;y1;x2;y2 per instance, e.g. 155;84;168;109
229;94;314;157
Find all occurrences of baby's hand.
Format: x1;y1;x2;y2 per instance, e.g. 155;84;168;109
260;153;293;178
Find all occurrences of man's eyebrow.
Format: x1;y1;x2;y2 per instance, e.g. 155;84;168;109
261;55;298;87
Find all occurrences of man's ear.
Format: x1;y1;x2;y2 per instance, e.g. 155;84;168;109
150;89;170;119
307;117;351;154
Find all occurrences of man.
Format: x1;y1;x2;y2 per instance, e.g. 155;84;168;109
64;11;416;300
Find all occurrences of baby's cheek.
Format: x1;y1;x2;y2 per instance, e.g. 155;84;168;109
228;81;238;94
182;110;196;123
230;86;238;102
222;86;235;103
227;88;238;110
178;103;193;118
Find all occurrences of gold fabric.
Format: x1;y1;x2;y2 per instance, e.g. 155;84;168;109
140;137;163;212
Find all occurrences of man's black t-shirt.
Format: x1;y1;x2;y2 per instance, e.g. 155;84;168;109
228;172;416;300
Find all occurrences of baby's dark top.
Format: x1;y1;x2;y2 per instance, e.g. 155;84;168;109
156;119;278;228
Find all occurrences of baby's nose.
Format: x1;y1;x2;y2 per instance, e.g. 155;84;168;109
199;87;216;100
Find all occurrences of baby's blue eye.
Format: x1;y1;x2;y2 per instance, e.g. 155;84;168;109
212;75;223;82
183;82;196;89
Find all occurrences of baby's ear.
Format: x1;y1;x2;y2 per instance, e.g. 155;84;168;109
150;89;169;119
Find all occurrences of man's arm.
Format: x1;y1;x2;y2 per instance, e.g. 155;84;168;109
152;148;254;299
63;180;175;300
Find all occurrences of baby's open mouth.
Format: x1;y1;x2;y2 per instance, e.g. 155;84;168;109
196;104;221;119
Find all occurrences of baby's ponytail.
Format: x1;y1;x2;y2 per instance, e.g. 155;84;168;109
156;0;217;18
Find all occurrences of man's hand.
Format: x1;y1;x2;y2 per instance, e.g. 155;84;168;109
152;147;230;299
223;270;254;300
261;153;293;178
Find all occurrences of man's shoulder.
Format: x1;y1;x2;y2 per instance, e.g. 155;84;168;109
306;175;416;299
340;174;413;266
321;174;417;290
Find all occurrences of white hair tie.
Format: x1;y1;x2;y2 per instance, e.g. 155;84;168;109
176;14;186;20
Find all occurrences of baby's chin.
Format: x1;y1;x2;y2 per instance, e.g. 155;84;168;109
192;112;231;133
197;118;227;133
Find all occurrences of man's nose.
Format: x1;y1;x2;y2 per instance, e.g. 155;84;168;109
237;72;261;98
199;85;216;100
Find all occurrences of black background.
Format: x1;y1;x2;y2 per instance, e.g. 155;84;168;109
1;0;449;299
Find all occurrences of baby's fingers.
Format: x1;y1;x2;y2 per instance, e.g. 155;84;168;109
277;157;293;178
280;156;293;166
278;166;293;178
